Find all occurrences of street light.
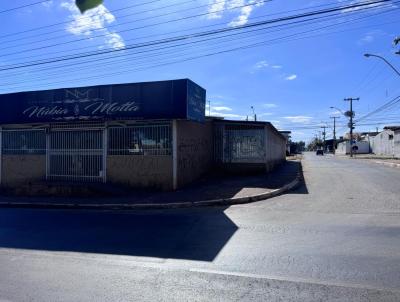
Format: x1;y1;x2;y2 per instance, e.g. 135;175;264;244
364;53;400;77
330;106;345;116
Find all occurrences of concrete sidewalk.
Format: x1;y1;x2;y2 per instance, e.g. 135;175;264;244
0;160;302;209
334;154;400;169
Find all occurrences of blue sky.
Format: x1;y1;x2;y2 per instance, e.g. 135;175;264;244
0;0;399;142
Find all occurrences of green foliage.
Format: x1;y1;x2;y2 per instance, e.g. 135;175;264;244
306;138;323;151
75;0;103;13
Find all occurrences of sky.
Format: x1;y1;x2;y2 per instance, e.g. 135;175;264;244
0;0;399;142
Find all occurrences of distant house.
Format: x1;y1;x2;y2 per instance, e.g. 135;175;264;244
279;131;291;155
336;141;370;155
371;126;400;158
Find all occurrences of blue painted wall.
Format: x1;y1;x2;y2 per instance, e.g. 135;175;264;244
0;79;206;124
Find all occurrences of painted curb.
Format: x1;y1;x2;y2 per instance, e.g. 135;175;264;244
0;174;303;210
371;160;400;169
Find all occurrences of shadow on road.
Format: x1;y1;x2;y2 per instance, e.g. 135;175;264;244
0;207;238;261
287;160;309;195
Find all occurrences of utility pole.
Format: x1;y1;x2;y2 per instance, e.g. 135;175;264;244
344;97;359;157
330;116;340;154
251;106;257;121
321;125;326;152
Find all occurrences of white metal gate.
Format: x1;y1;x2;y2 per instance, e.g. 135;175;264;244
46;128;105;182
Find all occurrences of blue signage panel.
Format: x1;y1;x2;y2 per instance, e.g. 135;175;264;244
0;79;206;124
187;79;206;123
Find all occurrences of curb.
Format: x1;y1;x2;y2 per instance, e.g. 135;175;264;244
0;174;303;211
332;155;400;169
370;160;400;169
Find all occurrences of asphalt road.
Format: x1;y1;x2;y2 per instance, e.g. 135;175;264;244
1;152;400;301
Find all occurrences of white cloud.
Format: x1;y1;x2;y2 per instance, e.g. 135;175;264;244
212;106;233;111
254;60;268;69
257;113;273;119
360;34;374;44
285;74;297;80
210;111;246;119
229;4;254;27
330;110;342;116
271;65;282;69
283;116;312;123
292;131;305;135
358;30;388;45
262;103;277;108
207;0;264;27
207;0;227;19
340;0;394;13
42;0;54;8
61;0;125;50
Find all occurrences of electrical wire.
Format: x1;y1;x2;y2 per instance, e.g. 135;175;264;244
0;0;392;72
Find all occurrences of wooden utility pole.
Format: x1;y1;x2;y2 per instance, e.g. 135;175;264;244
344;97;359;157
330;116;340;154
321;125;326;152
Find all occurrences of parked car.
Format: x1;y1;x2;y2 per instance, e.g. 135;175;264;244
316;149;324;155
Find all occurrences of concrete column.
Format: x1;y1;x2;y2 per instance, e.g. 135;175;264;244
172;120;178;190
102;125;108;183
0;127;2;185
45;128;50;180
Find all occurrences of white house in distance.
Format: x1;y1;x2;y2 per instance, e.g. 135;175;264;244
371;126;400;158
279;130;291;155
336;141;370;155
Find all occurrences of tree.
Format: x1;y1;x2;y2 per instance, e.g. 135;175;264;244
344;132;361;141
290;141;306;154
75;0;103;13
306;138;323;151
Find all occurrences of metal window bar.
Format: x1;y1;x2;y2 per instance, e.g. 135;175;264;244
108;124;172;156
47;129;104;182
1;129;46;155
214;124;266;163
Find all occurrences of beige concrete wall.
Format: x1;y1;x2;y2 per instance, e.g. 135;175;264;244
395;131;400;158
107;155;173;190
372;130;396;157
265;126;286;172
176;120;213;187
1;155;46;187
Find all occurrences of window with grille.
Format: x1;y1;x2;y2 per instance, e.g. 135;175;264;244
108;124;172;156
2;130;46;155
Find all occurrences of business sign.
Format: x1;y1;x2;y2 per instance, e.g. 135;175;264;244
187;79;206;122
0;79;206;124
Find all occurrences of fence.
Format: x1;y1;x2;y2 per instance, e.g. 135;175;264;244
214;123;266;163
2;129;46;155
108;123;172;156
47;128;104;182
0;122;172;183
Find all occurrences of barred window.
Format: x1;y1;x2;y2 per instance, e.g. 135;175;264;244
108;124;172;156
2;130;46;155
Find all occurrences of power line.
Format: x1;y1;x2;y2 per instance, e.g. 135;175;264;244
0;0;361;42
1;5;396;91
0;0;272;57
356;95;400;122
2;0;362;63
1;5;397;92
2;7;381;79
0;0;199;45
0;0;165;39
0;0;392;73
0;0;51;14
